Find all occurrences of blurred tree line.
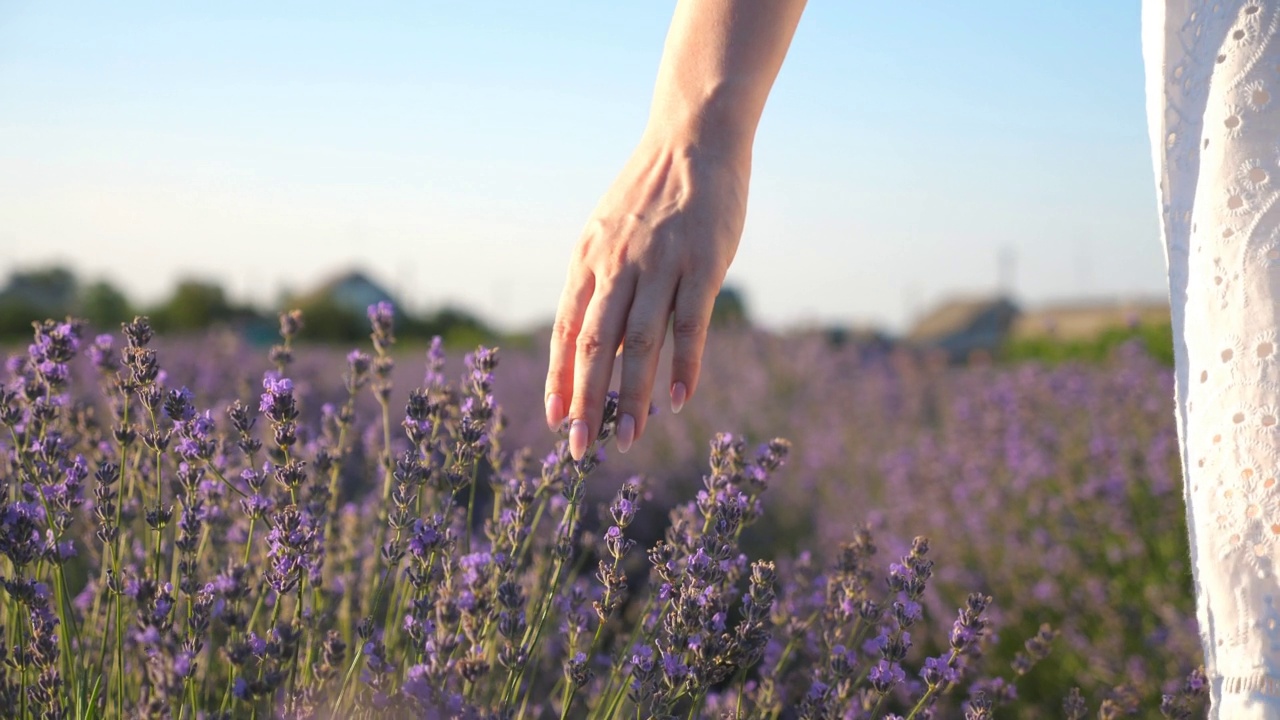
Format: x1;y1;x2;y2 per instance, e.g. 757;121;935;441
0;266;1171;365
1;265;756;348
1001;322;1175;366
0;266;498;347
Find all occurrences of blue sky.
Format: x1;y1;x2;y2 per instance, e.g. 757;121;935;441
0;1;1161;331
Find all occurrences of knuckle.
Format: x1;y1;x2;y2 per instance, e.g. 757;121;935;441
622;330;657;356
576;333;609;358
582;216;611;243
672;315;705;340
551;318;580;343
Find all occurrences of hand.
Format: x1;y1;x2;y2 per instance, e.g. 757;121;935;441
545;132;750;460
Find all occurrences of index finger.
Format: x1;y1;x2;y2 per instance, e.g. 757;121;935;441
545;270;595;430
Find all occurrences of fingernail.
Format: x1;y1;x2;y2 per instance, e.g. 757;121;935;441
569;419;589;460
546;394;565;430
670;382;687;415
616;413;635;454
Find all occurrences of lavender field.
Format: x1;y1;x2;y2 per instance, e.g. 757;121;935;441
0;309;1206;719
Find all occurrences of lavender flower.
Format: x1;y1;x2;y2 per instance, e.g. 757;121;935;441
88;333;118;372
260;373;298;448
0;315;1202;718
367;302;395;353
0;501;47;568
869;658;907;694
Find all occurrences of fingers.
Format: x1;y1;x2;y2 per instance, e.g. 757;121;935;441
545;271;595;431
669;274;717;415
549;259;718;460
567;280;635;460
615;278;677;454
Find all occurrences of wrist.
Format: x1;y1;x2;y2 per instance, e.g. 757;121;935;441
644;81;757;165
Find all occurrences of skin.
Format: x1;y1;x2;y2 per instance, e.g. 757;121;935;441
545;0;808;460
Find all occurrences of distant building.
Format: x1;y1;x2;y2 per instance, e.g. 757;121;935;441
823;325;896;353
903;294;1173;362
301;271;399;317
0;267;78;315
277;270;407;343
905;296;1020;361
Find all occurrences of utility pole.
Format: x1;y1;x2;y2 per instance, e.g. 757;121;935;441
997;246;1016;298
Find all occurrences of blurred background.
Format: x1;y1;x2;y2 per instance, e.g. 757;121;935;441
0;1;1167;347
0;3;1205;714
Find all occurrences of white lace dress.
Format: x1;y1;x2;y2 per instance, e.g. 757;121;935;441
1145;0;1280;715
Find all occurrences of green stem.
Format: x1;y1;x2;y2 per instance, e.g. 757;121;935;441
331;643;366;714
601;679;629;720
516;660;540;720
513;488;551;567
31;484;81;694
322;398;354;574
285;584;305;705
592;595;668;720
205;463;248;499
364;392;396;619
902;649;959;720
733;666;748;719
333;551;399;713
246;588;268;638
146;406;165;582
687;689;707;720
507;478;584;709
559;681;578;720
114;394;131;720
379;397;393;506
18;611;27;720
243;518;256;567
115;571;125;718
464;460;479;556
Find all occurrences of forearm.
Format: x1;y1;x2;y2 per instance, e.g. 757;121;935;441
646;0;807;160
548;1;803;456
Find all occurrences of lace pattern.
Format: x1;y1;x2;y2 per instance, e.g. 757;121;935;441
1147;0;1280;715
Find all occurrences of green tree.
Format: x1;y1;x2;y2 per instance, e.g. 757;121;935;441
1001;322;1175;366
0;266;80;339
710;285;749;328
76;279;133;330
291;296;368;343
7;266;78;313
153;279;235;332
0;298;46;339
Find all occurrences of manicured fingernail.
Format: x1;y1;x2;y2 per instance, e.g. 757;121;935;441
670;382;687;415
546;394;565;430
616;413;635;454
569;419;589;460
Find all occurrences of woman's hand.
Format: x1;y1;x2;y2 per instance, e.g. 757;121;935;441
543;0;805;460
544;131;750;460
